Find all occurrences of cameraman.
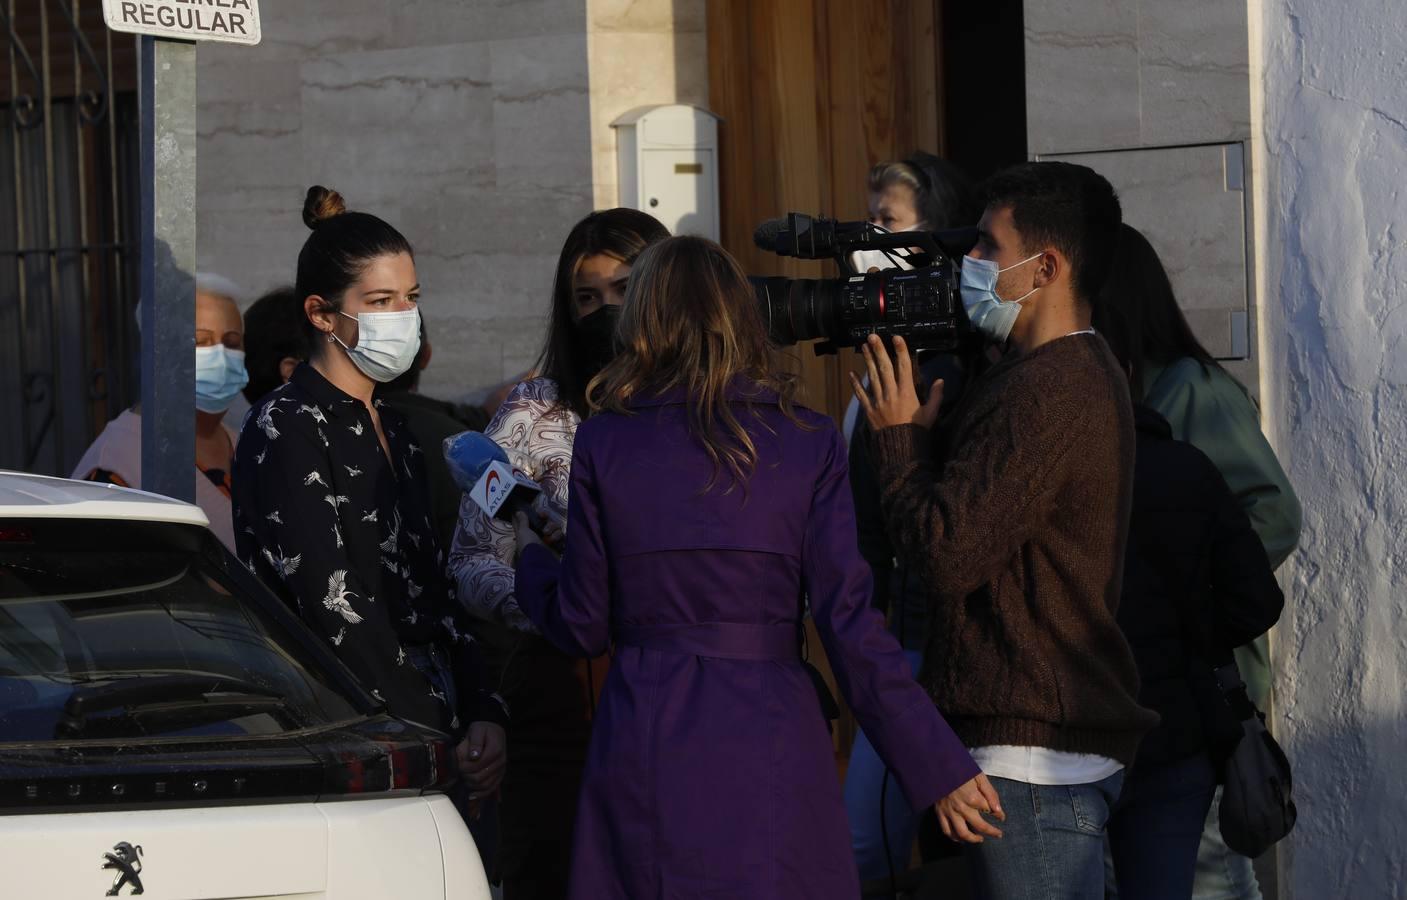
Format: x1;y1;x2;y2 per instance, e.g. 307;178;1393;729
852;161;1157;899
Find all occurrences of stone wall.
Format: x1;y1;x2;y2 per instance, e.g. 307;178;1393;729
197;0;706;402
1254;0;1407;894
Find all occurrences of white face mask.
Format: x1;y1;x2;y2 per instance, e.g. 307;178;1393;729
848;225;923;273
334;308;422;383
850;247;918;273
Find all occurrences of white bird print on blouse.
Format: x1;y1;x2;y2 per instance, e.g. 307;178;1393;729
395;646;407;666
266;511;283;525
332;522;343;548
263;546;302;579
428;686;448;705
324;494;351;511
298;403;328;424
255;402;282;440
361;509;378;523
345;465;363;478
331;627;347;646
322;570;365;624
380;509;402;556
406;580;423;600
304;470;328;488
349;420;365;436
255;447;268;465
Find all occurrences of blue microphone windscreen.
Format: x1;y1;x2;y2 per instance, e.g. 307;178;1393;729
443;430;509;492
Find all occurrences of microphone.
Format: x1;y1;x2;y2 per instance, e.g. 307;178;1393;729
753;212;979;262
443;431;544;524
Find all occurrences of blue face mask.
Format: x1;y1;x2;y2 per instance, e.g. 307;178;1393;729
959;253;1042;344
195;345;249;414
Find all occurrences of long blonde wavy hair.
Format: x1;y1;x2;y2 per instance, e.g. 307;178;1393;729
586;235;806;490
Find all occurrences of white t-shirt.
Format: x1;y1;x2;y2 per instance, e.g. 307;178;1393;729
970;745;1123;786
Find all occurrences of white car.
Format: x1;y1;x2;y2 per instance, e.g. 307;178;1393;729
0;472;491;899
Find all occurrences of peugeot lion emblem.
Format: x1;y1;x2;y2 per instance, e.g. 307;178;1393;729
100;842;144;896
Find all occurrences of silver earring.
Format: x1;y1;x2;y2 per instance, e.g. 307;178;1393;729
327;333;336;343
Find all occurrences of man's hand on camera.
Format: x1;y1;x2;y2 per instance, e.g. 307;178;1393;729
850;334;944;430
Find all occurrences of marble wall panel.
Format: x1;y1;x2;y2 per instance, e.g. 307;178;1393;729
301;45;497;210
1025;0;1251;154
197;0;708;398
387;0;589;49
490;34;595;193
1024;0;1141;156
1137;0;1251;146
197;1;598;397
1041;143;1250;360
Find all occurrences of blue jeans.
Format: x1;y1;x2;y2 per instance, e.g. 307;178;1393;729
843;649;925;884
1107;754;1218;899
966;771;1124;900
1192;787;1264;900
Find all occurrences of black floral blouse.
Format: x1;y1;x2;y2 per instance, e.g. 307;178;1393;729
232;363;505;734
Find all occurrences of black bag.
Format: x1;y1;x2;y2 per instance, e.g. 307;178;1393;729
1212;662;1297;858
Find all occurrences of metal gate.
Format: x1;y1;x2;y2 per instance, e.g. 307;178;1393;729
1;0;140;477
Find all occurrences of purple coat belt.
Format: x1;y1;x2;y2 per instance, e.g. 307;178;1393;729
614;622;798;661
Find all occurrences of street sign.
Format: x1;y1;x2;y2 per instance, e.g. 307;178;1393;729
103;0;261;45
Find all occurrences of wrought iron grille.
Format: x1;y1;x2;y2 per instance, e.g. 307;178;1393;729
1;0;140;476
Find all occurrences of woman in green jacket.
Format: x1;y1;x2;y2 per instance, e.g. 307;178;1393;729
1096;222;1301;900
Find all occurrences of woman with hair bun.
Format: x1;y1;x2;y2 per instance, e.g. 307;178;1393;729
233;186;508;802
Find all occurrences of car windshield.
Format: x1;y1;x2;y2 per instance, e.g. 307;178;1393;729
0;517;365;743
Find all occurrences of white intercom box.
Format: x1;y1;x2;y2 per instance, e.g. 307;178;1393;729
612;104;721;242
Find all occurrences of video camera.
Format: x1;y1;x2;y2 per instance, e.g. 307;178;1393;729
748;213;978;355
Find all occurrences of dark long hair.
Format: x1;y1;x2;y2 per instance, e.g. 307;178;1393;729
295;185;414;356
537;208;670;418
1095;223;1221;397
242;285;308;402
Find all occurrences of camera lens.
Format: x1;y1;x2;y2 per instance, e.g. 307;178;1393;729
750;276;841;346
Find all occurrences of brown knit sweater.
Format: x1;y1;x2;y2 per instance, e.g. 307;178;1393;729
874;332;1158;766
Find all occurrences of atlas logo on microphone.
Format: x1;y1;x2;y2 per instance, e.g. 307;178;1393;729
471;460;541;519
445;430;545;520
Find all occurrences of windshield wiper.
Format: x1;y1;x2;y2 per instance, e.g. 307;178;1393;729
56;674;288;737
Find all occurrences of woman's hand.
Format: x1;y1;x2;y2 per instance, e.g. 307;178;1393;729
457;721;507;802
850;334;944;431
934;773;1005;843
540;517;565;550
513;511;550;559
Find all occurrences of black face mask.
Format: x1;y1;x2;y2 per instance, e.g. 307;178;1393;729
575;304;622;380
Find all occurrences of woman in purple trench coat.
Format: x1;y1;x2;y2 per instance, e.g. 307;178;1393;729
513;236;999;899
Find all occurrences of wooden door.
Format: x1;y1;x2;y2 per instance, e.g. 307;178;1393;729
707;0;945;764
707;0;944;422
